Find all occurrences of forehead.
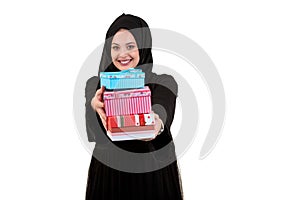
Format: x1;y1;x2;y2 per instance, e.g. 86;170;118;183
112;29;136;44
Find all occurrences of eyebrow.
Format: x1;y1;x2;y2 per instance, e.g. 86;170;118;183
112;42;136;45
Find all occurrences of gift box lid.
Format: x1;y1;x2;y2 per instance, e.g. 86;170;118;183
103;86;151;100
100;68;145;79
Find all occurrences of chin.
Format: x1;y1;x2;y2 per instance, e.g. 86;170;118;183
116;65;136;71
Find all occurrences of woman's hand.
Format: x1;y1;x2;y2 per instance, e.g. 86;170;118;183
91;86;107;130
139;111;164;142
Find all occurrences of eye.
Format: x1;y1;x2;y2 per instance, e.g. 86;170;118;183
127;45;135;50
112;46;120;51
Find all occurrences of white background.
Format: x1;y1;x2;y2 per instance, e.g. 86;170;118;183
1;0;300;199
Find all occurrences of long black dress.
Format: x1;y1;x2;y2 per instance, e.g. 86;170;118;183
85;74;184;200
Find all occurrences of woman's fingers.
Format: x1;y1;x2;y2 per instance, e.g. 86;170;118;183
95;86;105;101
102;118;107;131
91;87;108;130
93;87;108;130
92;87;105;111
100;101;105;108
96;107;107;130
93;96;105;109
96;108;107;121
96;101;105;109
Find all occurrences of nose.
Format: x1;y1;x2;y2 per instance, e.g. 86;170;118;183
118;47;129;57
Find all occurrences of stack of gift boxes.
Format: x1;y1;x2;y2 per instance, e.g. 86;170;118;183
100;68;155;141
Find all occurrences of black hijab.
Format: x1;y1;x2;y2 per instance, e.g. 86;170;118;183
98;13;154;83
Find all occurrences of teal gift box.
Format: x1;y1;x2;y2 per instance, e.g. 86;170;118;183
100;68;145;90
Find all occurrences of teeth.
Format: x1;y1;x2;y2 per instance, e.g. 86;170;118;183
120;60;130;64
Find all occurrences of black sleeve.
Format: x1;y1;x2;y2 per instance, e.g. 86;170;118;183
85;76;108;144
149;75;178;148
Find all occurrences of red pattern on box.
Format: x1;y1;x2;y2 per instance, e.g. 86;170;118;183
107;113;155;129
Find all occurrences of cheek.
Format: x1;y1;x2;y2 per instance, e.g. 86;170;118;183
132;50;140;61
111;51;117;60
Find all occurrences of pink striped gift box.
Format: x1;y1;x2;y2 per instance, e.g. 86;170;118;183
103;86;152;117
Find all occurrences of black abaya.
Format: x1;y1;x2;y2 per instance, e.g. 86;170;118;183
85;75;184;200
84;13;184;200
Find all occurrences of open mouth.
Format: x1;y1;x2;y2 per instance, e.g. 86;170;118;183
118;59;132;66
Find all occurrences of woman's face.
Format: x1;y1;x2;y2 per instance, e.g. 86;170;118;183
111;29;140;71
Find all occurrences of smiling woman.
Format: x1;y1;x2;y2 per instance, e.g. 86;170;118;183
111;29;140;70
85;13;184;200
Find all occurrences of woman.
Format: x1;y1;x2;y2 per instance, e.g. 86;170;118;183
85;13;184;200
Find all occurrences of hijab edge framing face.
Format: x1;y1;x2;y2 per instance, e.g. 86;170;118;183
98;14;154;80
